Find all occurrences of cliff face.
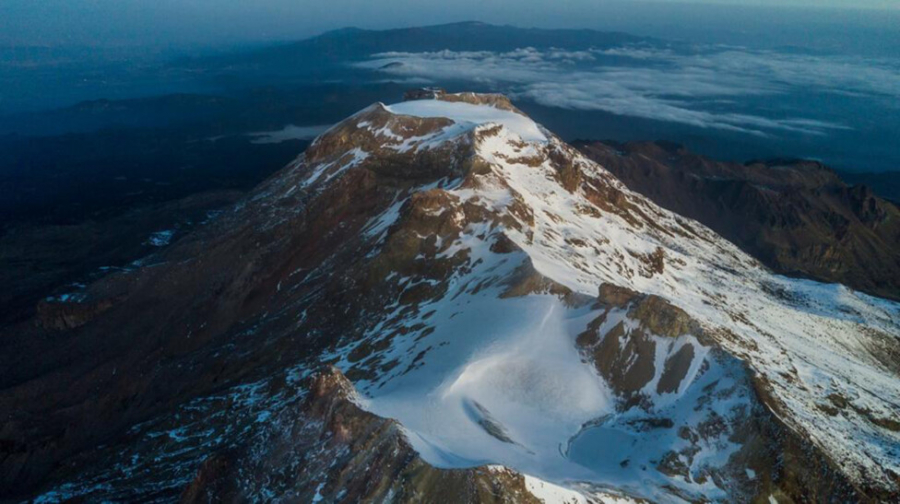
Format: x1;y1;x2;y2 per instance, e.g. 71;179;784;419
3;93;899;503
575;140;900;301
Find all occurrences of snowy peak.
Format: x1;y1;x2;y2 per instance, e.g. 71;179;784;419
293;91;558;205
292;92;900;500
306;88;547;163
22;91;900;503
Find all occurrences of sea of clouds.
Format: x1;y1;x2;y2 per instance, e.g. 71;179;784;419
357;44;900;138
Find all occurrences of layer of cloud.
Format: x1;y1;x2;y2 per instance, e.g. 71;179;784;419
357;45;899;136
246;124;332;144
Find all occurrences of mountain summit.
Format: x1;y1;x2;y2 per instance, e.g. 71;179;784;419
4;91;899;502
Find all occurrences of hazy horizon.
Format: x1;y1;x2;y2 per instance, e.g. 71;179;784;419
2;0;898;173
3;1;899;53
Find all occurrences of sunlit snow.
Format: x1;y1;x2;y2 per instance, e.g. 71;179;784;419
329;96;900;500
385;99;548;143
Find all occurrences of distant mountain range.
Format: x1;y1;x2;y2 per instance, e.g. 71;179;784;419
178;21;646;71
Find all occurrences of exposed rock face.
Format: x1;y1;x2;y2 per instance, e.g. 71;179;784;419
180;367;545;504
403;87;522;112
2;92;898;503
577;283;864;502
577;287;701;398
575;140;900;301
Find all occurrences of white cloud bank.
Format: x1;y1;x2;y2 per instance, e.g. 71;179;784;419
357;45;899;137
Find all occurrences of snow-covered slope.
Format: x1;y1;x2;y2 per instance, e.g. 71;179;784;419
301;93;900;501
22;91;899;503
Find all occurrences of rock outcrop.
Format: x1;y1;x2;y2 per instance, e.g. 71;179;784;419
181;367;546;504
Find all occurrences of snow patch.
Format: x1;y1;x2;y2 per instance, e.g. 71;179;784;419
147;230;175;247
385;100;548;143
524;474;589;504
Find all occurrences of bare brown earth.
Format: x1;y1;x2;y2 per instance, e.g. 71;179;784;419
575;140;900;301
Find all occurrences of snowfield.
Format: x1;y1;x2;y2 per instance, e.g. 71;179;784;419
26;94;900;503
385;99;548;143
321;97;900;501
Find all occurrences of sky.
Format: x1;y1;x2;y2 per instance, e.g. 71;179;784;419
2;0;898;50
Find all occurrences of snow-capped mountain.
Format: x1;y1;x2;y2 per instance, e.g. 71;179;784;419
8;90;899;503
